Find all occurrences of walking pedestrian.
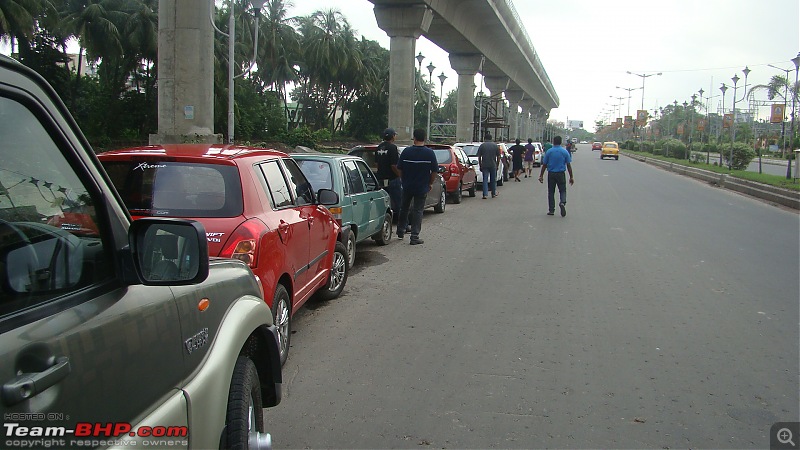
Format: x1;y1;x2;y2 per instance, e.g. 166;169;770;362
476;132;501;199
523;138;535;178
397;128;438;245
509;138;526;182
375;127;401;221
538;135;574;217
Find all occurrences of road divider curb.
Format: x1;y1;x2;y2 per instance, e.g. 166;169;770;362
623;152;800;210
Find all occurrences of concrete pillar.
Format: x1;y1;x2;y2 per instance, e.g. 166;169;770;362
374;5;432;144
449;54;482;143
151;0;220;144
484;76;509;99
505;90;524;140
522;100;537;141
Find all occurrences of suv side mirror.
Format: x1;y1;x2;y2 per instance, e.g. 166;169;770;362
317;188;339;206
129;218;209;285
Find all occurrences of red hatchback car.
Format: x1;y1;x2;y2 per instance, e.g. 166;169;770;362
99;144;349;365
429;144;478;203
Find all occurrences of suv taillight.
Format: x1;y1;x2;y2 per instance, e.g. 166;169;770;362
221;219;266;269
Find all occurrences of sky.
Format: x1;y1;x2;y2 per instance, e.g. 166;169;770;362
288;0;800;132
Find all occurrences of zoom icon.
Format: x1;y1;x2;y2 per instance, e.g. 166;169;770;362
772;422;800;449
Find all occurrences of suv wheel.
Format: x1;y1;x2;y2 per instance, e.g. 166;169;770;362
345;231;356;268
372;212;392;246
225;357;271;450
315;240;348;301
434;187;446;213
452;183;462;204
272;284;291;366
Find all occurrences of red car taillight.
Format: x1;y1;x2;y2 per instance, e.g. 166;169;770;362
449;163;459;176
220;219;267;269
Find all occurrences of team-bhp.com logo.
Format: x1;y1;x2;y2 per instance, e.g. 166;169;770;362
4;421;188;448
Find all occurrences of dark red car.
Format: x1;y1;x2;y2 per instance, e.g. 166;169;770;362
592;142;602;151
99;144;349;365
429;144;478;203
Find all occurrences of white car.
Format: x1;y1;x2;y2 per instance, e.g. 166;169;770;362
531;142;544;166
456;142;505;187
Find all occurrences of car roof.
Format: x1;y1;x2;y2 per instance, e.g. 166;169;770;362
99;144;289;161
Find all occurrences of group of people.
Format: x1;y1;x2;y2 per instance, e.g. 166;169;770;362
375;128;576;245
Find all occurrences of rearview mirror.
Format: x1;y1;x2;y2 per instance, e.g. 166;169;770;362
317;188;339;206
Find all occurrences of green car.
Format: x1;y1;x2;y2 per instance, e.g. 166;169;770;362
294;154;393;268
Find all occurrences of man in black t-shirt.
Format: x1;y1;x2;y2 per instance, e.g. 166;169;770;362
508;138;526;182
375;128;401;219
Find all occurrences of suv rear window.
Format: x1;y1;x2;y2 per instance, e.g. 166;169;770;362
462;145;479;157
103;161;243;218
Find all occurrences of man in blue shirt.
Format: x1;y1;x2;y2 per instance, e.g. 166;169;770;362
397;128;438;245
538;135;574;216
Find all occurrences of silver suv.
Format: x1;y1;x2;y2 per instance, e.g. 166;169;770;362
0;56;281;449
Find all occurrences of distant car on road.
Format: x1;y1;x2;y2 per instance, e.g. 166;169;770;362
592;142;602;151
601;141;620;160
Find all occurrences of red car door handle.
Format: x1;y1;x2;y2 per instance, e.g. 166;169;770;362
2;356;71;406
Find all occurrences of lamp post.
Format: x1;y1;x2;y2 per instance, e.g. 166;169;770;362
719;83;728;165
425;61;435;142
209;0;268;144
688;94;697;160
617;86;641;117
729;67;751;170
210;0;266;144
792;52;800;181
628;70;662;149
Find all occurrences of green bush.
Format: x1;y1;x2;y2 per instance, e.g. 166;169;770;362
313;128;332;143
722;142;756;170
640;141;654;153
281;127;317;149
663;139;687;159
703;143;717;155
652;147;664;156
624;140;636;150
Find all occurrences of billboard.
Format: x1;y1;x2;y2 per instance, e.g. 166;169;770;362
636;110;648;126
568;120;584;129
771;104;785;123
723;113;733;129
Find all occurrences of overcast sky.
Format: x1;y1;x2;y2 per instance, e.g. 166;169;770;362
289;0;800;132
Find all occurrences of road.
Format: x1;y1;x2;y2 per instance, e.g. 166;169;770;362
268;143;799;449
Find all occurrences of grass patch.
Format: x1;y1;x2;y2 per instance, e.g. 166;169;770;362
624;150;800;191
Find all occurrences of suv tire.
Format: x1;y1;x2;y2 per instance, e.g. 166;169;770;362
315;240;348;301
272;284;291;366
345;231;356;269
224;357;270;450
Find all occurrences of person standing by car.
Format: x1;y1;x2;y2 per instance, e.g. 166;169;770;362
376;127;401;220
477;132;501;199
397;128;438;245
509;138;526;182
523;138;535;178
538;135;574;217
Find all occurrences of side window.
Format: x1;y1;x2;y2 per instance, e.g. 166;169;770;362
282;158;314;206
259;161;293;209
354;160;378;192
339;163;351;196
342;160;365;194
456;149;466;164
0;95;113;316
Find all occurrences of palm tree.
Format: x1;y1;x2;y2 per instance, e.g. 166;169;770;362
0;0;41;52
295;9;363;131
59;0;125;81
255;0;300;129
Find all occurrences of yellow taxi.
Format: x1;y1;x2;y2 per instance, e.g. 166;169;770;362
600;141;619;160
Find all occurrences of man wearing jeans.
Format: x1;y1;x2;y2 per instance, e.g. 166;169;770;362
397;128;438;245
538;135;574;217
476;132;501;199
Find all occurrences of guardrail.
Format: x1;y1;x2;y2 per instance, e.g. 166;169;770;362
623;151;800;210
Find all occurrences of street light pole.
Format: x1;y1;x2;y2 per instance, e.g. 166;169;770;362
628;71;662;150
791;53;800;181
719;83;728;166
426;61;435;142
729;67;750;170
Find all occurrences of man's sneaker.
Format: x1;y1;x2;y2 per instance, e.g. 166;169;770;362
559;202;566;217
547;211;555;216
397;232;404;240
409;237;424;245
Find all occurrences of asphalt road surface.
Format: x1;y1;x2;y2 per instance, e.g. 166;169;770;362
268;143;799;449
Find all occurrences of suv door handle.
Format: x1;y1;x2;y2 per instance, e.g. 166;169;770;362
2;356;71;406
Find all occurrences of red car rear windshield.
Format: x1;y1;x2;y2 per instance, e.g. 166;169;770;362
103;161;244;218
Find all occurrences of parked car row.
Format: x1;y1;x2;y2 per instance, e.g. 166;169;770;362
1;56;283;448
